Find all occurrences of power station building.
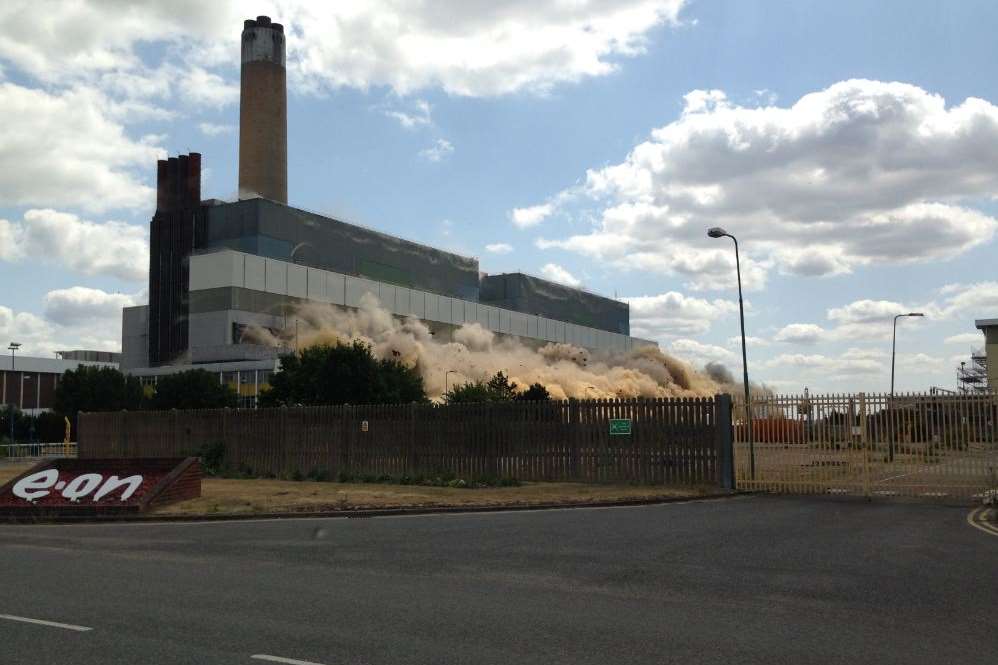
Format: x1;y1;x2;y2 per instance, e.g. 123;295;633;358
121;16;649;404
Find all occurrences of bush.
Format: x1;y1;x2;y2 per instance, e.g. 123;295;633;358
261;341;427;407
197;441;226;476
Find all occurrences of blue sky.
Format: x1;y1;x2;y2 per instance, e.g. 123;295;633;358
1;0;997;393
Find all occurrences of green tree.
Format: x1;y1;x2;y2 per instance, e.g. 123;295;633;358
259;341;426;406
148;369;238;410
515;383;551;402
444;371;538;403
54;366;144;418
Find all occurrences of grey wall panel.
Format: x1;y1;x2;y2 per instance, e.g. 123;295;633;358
244;254;266;291
379;283;397;313
410;290;425;318
190;251;242;291
424;293;439;322
287;263;307;298
499;309;511;334
307;267;327;302
395;287;411;316
527;316;538;339
326;272;345;305
265;258;287;294
345;276;379;307
189;311;232;347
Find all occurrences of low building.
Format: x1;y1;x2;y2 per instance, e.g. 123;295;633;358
973;319;998;390
1;354;119;415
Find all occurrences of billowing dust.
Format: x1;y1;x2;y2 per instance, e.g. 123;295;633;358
242;294;749;401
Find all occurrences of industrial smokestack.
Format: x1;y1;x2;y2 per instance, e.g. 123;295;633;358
239;15;287;203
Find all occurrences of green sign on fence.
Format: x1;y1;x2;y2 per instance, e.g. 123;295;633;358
609;419;632;436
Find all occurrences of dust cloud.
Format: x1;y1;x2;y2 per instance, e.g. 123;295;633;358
242;294;746;401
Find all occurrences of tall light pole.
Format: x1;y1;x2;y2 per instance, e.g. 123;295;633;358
7;342;20;446
708;227;754;479
444;370;458;395
889;312;924;462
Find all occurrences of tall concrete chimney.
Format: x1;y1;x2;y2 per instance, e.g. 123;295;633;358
239;16;287;203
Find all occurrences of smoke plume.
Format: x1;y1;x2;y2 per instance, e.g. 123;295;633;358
242;294;745;400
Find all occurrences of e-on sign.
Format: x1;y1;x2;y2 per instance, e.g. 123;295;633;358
609;419;632;436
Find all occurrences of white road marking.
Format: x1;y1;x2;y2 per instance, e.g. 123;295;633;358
0;613;93;632
251;655;328;665
966;507;998;537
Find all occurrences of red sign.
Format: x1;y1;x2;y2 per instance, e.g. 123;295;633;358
0;458;201;518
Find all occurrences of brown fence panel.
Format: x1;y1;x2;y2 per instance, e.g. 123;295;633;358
78;396;724;487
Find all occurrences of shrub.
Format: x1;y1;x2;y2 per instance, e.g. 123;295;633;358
197;441;226;476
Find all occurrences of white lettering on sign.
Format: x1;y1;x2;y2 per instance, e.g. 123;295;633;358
11;471;144;504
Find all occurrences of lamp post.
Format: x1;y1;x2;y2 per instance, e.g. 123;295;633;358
707;227;754;479
889;312;924;462
7;342;20;446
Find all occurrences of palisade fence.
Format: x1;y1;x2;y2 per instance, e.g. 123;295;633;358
734;391;998;501
78;396;734;487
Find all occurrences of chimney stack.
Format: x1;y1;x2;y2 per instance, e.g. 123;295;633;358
239;16;287;203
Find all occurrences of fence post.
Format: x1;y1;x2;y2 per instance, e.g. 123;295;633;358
714;394;735;490
859;392;870;499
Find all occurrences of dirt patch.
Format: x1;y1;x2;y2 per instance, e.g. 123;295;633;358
155;477;712;515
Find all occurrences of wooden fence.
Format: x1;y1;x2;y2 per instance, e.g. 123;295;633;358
79;397;732;487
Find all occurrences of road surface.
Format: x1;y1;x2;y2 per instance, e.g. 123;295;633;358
1;496;995;664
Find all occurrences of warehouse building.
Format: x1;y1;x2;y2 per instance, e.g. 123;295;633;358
2;353;119;415
120;16;651;404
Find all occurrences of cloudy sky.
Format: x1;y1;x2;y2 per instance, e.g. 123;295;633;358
1;0;997;393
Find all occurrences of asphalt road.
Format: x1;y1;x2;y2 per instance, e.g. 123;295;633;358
1;496;995;665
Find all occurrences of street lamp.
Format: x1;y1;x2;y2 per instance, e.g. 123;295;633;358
889;312;925;462
707;227;755;479
7;342;19;446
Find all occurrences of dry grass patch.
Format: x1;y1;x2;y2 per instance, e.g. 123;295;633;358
0;463;33;486
155;477;711;515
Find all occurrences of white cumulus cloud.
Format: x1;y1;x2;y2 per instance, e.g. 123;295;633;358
533;80;998;290
0;209;148;282
485;243;514;254
540;263;582;287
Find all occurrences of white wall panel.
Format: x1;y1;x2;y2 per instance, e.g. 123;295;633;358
499;309;511;334
395;287;411;316
379;283;397;313
190;251;242;291
345;276;380;307
265;259;287;295
287;264;307;298
244;255;266;292
326;273;345;305
437;296;453;324
411;290;425;318
424;292;439;321
307;267;327;302
527;316;538;339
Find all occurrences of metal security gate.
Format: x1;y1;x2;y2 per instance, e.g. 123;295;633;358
734;391;998;502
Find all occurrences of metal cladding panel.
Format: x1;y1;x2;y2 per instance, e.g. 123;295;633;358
244;254;266;291
479;272;628;335
511;312;528;337
307;267;327;302
265;258;287;294
345;276;379;307
395;287;411;316
499;309;511;334
202;199;480;301
379;283;397;312
326;272;345;305
477;305;491;329
287;263;307;298
554;320;566;342
190;251;242;291
410;290;425;318
437;296;453;324
526;316;538;338
424;293;439;322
